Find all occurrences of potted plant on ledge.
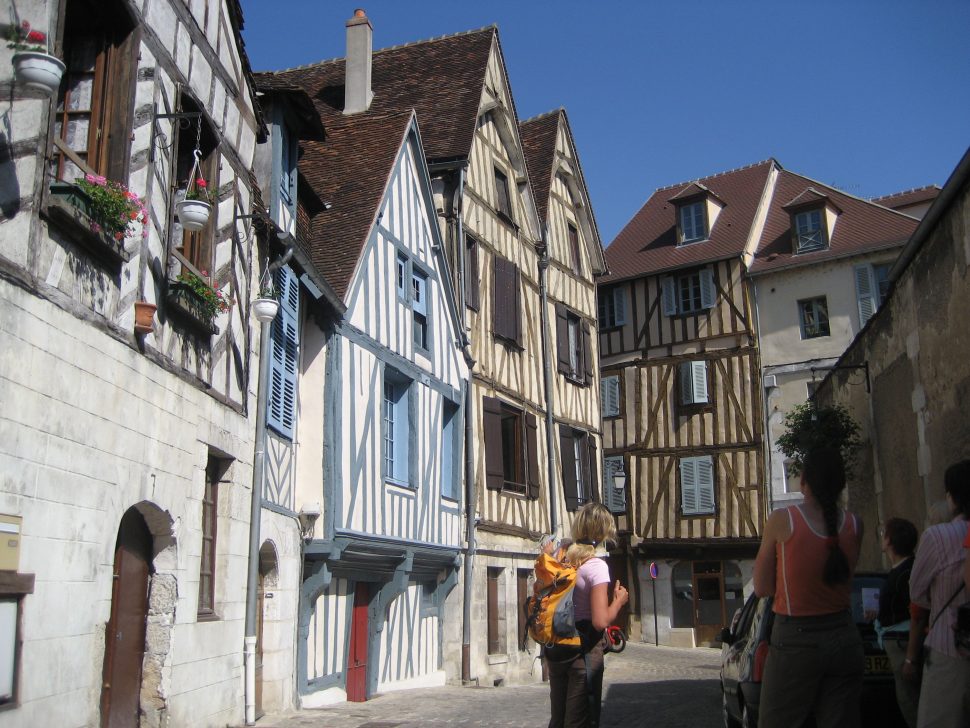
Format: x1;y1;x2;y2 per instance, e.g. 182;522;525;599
167;269;229;335
8;21;64;95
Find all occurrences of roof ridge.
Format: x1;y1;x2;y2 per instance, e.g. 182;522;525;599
258;25;497;76
519;108;563;125
871;184;941;200
654;158;777;193
781;169;923;220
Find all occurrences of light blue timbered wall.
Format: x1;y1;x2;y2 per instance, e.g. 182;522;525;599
306;577;352;684
378;582;440;689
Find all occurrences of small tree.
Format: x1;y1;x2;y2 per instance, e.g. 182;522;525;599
776;402;862;479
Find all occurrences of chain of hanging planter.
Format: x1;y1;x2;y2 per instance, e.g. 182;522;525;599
174;117;212;233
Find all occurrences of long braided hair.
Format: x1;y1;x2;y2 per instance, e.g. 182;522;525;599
802;447;850;585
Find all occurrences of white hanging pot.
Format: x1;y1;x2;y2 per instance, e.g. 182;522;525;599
12;52;65;95
176;198;211;231
251;297;280;323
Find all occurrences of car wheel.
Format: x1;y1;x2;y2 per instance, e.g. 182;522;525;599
721;688;740;728
741;703;756;728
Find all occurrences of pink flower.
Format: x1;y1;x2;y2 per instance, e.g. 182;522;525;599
195;178;207;188
114;232;123;241
26;30;45;43
20;21;30;30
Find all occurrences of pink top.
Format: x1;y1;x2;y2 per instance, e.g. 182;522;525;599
573;557;610;621
774;505;858;616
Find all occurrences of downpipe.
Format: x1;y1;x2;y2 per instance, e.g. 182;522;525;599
537;227;559;537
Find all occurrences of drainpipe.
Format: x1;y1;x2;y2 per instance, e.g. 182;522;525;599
537;225;559;538
751;278;774;517
245;242;294;725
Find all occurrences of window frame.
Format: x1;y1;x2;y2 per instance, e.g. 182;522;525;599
560;426;598;513
198;458;222;618
793;208;827;253
678;200;708;244
598;285;626;329
464;235;480;311
487;567;505;655
603;456;626;515
798;296;830;339
678;360;710;409
601;374;621;418
411;267;429;353
441;398;461;501
383;368;413;489
662;268;716;316
568;223;582;275
483;396;540;499
267;265;300;439
492;257;522;347
679;455;715;517
493;166;514;223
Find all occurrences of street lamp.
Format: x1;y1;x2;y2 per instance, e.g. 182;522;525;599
613;467;627;491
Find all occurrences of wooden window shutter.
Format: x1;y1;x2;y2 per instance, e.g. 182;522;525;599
679;361;693;405
597;289;609;328
493;257;515;342
697;456;715;513
560;426;579;512
680;457;699;515
555;303;570;374
601;375;620;417
512;264;522;345
661;277;678;316
582;321;593;386
604;457;625;514
487;569;500;654
525;413;541;500
585;434;598;502
465;237;479;310
517;570;530;651
613;287;626;326
267;266;299;438
691;361;709;403
482;396;505;491
104;27;140;182
699;269;716;309
854;264;877;327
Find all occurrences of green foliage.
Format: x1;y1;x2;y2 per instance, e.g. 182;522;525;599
776;402;862;478
172;270;229;321
75;174;147;241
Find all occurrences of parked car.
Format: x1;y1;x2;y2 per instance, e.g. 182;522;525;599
719;572;904;728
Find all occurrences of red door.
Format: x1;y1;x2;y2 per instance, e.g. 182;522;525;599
346;583;370;702
101;510;152;728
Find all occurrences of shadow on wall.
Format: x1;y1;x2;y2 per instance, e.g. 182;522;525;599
0;110;22;219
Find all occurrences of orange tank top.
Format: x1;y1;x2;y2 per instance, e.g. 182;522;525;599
773;505;857;616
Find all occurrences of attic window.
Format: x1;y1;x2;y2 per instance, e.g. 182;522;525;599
794;209;826;252
494;167;514;222
678;201;707;244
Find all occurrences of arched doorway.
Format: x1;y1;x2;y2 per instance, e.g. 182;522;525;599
101;508;153;728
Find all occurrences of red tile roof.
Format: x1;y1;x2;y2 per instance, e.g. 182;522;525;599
871;185;941;212
518;110;560;225
603;160;776;281
749;170;918;274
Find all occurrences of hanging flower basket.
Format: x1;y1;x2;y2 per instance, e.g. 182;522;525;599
251;297;280;323
133;301;157;334
176;198;211;231
12;51;64;94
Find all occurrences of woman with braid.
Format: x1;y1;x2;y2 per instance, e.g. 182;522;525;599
753;447;866;727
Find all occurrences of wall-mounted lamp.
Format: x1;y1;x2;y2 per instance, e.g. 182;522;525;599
612;468;627;491
321;201;333;211
298;503;321;541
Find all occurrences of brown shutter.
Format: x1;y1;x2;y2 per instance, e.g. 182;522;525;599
492;257;509;341
555;303;570;374
586;434;599;503
582;321;593;386
105;26;141;182
512;264;522;346
517;570;529;651
465;237;479;310
525;413;540;500
483;396;505;491
487;569;500;654
560;425;579;512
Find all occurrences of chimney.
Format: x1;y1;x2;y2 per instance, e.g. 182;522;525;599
344;9;373;115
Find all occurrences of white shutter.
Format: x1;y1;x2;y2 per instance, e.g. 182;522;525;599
855;264;876;328
662;277;677;316
679;361;693;405
700;268;716;309
604;456;625;514
680;458;698;515
601;375;620;417
697;456;715;513
691;361;709;404
613;287;626;326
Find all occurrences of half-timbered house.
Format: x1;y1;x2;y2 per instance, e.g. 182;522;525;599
0;1;270;725
600;162;773;647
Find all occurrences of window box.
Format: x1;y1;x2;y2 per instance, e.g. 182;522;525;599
166;283;219;336
46;181;132;266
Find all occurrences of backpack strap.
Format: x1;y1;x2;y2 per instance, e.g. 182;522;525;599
930;583;966;631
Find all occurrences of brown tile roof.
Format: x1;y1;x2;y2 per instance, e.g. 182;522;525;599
260;27;496;163
871;185;941;212
749;170;919;274
603;160;776;281
518;110;560;224
782;187;838;212
298;111;415;300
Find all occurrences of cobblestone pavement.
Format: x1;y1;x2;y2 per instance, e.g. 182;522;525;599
250;643;723;728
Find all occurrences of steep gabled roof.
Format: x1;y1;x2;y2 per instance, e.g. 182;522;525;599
298;111;415;300
604;160;776;281
750;170;919;274
872;185;941;212
782;187;839;212
261;27;496;163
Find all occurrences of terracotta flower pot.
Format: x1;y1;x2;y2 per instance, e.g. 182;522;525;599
12;52;65;95
176;198;211;231
134;301;157;334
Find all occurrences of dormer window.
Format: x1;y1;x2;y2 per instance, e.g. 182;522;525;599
669;182;723;245
794;209;825;252
679;202;707;243
784;187;840;254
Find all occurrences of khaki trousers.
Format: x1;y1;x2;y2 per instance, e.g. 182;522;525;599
884;638;919;728
759;611;864;728
916;647;970;728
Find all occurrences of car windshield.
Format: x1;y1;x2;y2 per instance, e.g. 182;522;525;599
851;573;886;624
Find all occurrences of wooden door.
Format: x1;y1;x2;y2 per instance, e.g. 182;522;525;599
693;572;725;647
346;582;370;702
101;510;152;728
255;569;265;719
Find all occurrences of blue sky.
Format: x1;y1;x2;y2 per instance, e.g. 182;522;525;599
240;1;970;245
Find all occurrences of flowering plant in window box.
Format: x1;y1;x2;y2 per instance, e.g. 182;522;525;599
169;270;229;325
74;174;148;242
8;21;64;95
176;174;213;232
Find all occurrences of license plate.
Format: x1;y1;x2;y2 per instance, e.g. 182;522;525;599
865;655;891;675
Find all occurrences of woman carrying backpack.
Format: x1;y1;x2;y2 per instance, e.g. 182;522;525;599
547;503;628;728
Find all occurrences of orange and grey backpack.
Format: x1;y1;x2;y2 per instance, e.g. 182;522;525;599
524;552;581;651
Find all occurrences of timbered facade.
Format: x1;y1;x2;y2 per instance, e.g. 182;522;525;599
600;162;774;647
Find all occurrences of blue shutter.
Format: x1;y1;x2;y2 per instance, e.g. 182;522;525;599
661;277;677;316
697;456;715;513
699;269;716;309
680;457;698;515
267;266;299;438
604;456;625;514
613;287;626;326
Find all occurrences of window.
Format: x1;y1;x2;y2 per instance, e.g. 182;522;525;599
383;370;412;487
397;254;408;301
568;223;582;275
516;569;531;651
601;374;620;417
560;426;597;512
483;397;540;498
555;304;591;384
798;296;830;339
661;268;716;316
794;209;826;252
598;286;626;329
464;236;479;310
172;95;219;274
494;167;513;221
412;269;428;351
806;381;818;399
268;266;299;438
52;0;138;183
198;457;224;616
678;201;707;243
679;361;709;406
487;567;505;655
680;456;715;516
441;399;460;501
274;120;297;233
492;257;522;346
0;598;19;706
855;262;892;328
603;456;626;514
